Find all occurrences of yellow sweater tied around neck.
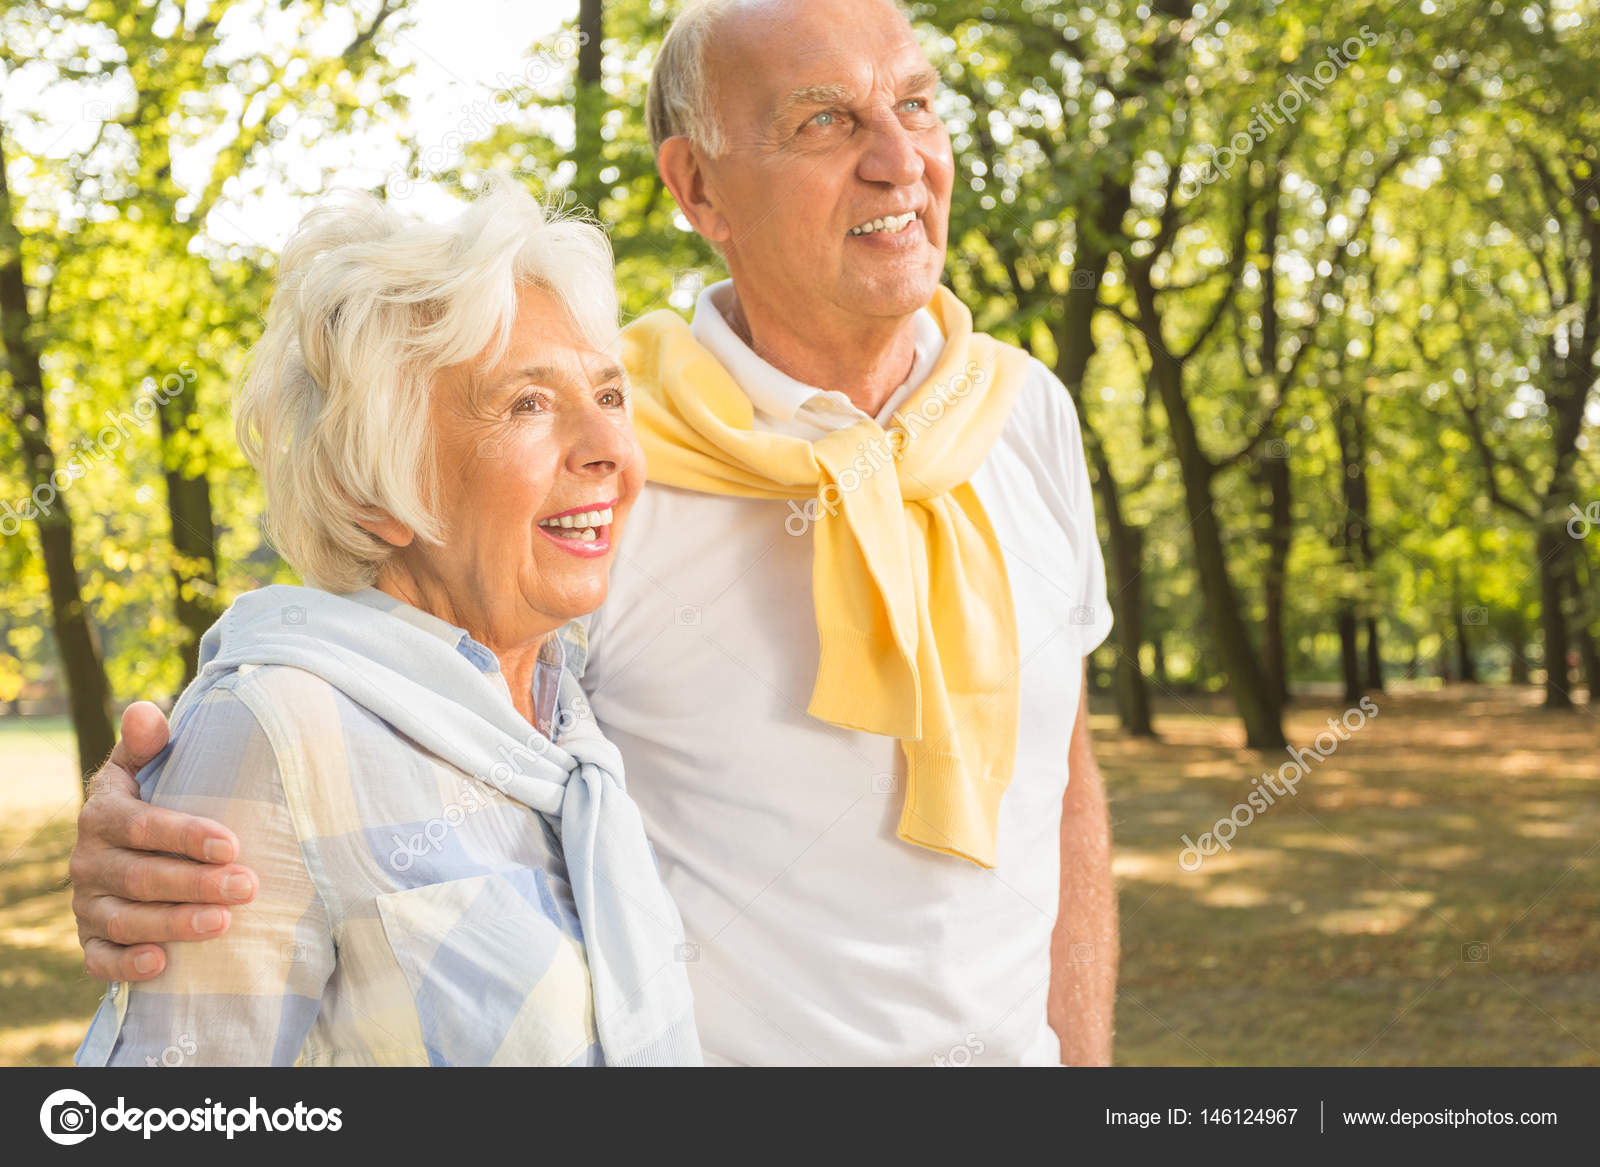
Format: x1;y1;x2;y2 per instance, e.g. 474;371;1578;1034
621;287;1032;868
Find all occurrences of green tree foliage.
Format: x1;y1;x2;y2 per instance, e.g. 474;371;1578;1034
1;0;1594;786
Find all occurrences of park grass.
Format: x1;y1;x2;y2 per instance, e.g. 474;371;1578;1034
1097;684;1600;1066
0;686;1595;1066
0;715;102;1067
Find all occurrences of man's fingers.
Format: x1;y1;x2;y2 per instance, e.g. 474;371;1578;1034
85;702;171;802
109;700;170;773
93;847;257;907
87;896;235;947
82;938;169;984
85;793;240;866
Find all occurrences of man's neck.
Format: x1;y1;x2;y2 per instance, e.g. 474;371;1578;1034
725;287;918;419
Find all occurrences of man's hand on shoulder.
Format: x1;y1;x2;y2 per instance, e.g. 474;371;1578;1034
69;701;259;982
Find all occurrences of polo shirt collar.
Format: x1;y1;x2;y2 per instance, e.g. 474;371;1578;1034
689;279;947;426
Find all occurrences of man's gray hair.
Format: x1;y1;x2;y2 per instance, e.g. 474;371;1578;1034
235;176;617;593
646;0;739;157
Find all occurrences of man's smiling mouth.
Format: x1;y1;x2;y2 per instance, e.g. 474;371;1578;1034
847;211;918;237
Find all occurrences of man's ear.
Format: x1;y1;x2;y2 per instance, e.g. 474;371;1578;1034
657;137;732;247
356;511;415;549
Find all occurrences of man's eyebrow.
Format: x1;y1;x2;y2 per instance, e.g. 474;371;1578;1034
771;83;852;125
770;69;942;127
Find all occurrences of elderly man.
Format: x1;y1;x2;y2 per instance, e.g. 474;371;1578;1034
67;0;1118;1066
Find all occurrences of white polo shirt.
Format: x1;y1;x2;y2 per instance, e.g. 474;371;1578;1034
583;281;1113;1065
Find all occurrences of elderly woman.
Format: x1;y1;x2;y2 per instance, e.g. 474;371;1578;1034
74;180;700;1067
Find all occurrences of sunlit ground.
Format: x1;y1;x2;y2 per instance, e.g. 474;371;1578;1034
0;716;101;1067
1096;683;1600;1066
3;686;1596;1066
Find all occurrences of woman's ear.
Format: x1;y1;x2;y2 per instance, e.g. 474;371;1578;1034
356;511;415;549
656;137;732;247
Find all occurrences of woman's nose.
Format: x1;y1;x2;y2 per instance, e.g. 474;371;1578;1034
565;404;634;475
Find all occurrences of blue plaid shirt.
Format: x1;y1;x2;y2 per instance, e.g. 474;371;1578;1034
77;592;604;1067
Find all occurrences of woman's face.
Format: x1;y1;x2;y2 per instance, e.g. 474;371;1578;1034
382;284;645;648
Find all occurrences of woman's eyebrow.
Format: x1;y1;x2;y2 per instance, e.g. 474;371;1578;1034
476;365;565;401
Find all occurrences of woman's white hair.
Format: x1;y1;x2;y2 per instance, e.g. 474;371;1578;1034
235;176;618;593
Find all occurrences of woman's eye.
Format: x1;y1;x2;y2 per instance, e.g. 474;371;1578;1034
514;392;550;414
597;384;627;407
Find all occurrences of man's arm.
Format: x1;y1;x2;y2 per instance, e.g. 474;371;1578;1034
69;701;259;982
1047;661;1118;1065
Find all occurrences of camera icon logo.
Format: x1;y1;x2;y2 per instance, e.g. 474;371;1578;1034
40;1088;97;1145
674;942;700;962
281;604;307;626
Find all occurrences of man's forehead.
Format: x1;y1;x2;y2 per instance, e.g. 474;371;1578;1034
710;1;931;106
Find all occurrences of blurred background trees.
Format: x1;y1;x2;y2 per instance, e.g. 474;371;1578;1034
1;0;1595;788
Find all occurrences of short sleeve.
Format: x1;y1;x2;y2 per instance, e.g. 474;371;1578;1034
1034;361;1115;657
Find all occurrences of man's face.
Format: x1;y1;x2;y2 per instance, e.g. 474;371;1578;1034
697;0;953;323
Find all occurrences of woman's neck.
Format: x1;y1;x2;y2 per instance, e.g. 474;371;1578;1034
371;567;554;729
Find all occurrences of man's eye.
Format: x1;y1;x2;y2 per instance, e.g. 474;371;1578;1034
810;110;838;127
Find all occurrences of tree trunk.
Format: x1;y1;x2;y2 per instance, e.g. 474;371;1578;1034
1151;633;1169;689
0;134;115;784
1568;570;1598;701
1258;439;1291;707
1137;322;1285;748
1508;622;1531;686
1054;176;1155;737
1337;605;1362;707
158;389;222;687
1364;616;1384;693
1536;529;1572;708
1453;606;1478;684
1105;519;1154;736
571;0;606;215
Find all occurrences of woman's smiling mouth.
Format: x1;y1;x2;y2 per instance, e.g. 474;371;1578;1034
536;500;617;557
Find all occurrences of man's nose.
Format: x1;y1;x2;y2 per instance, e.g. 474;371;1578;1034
857;113;925;187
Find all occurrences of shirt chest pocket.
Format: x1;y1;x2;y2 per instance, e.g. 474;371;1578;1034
375;870;599;1066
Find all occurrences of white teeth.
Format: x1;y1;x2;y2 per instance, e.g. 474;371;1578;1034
540;505;614;530
850;212;916;236
579;528;596;542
